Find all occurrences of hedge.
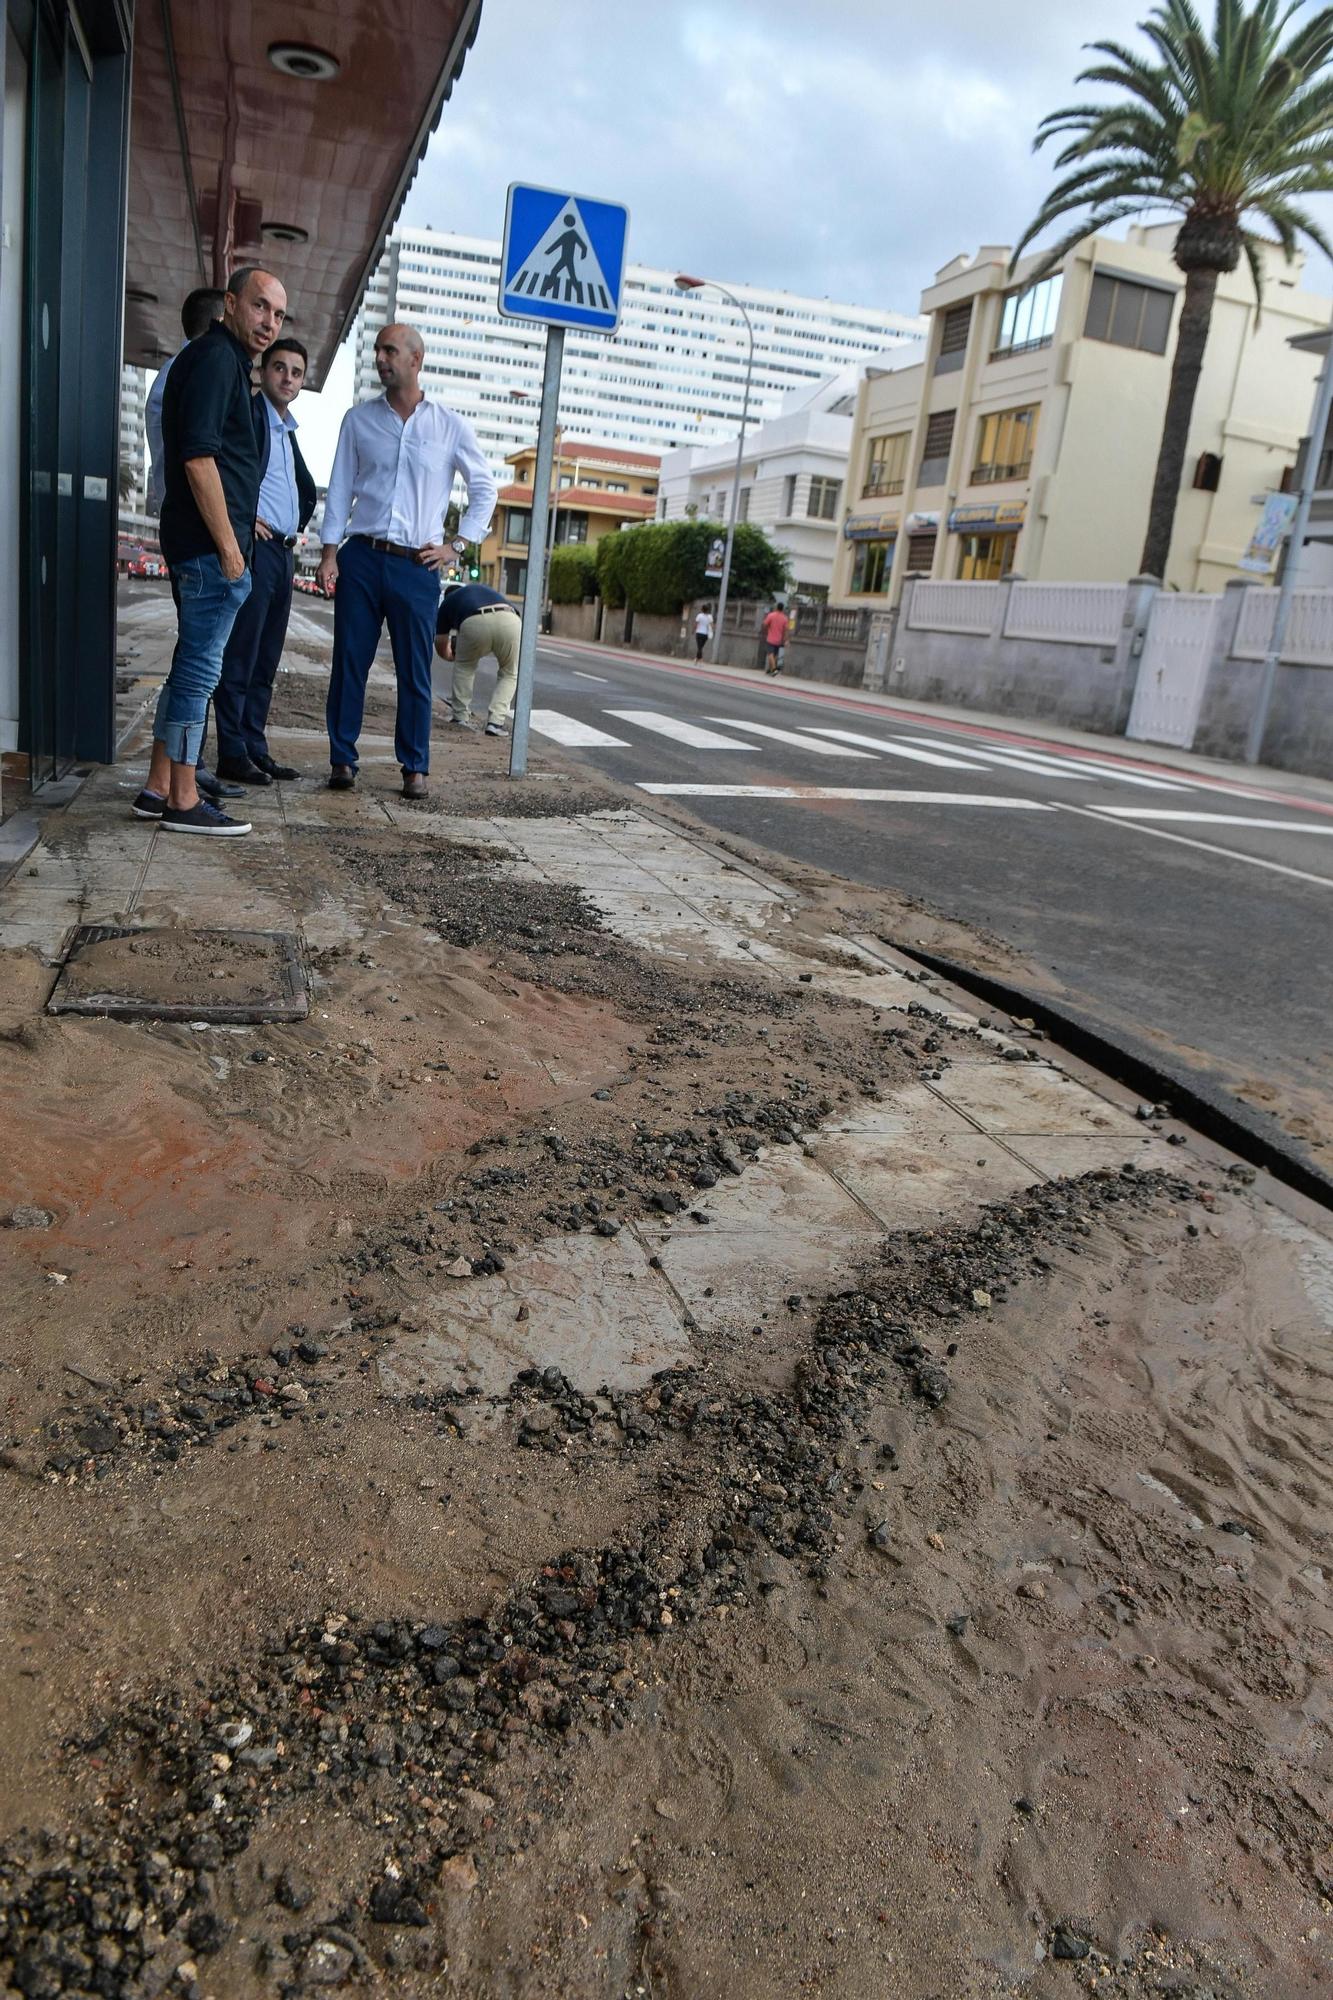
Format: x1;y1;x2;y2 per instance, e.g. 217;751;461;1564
548;546;599;603
594;519;788;615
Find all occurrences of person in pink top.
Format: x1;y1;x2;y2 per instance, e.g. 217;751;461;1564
762;603;791;675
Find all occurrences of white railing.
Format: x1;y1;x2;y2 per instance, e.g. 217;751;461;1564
908;581;1001;634
1004;582;1125;646
1233;586;1333;667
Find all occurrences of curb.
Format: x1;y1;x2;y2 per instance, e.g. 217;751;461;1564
896;944;1333;1215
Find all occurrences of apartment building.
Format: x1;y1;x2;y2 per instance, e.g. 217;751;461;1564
356;227;922;478
118;364;148;513
481;440;660;597
833;225;1329;606
657;361;916;598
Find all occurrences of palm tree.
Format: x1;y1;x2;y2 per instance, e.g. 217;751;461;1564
1014;0;1333;580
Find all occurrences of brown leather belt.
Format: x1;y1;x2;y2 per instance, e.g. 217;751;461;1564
355;535;422;560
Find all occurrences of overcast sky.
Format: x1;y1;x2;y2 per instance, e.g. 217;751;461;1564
293;0;1333;479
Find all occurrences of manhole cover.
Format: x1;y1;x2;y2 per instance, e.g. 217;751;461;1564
47;926;308;1024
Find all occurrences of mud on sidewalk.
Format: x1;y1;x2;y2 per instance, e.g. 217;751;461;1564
0;717;1331;2000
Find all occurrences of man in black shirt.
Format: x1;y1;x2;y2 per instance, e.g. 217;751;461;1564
435;581;522;738
132;266;287;836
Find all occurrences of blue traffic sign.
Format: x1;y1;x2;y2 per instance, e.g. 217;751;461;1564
498;183;629;334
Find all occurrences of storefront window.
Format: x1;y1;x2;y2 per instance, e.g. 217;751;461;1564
850;538;893;594
957;533;1017;581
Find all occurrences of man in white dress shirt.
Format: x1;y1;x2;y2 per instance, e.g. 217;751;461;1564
317;324;497;797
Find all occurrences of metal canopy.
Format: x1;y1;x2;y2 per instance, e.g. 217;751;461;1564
123;0;483;386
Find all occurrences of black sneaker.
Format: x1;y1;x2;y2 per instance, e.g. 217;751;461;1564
131;788;166;819
160;799;252;837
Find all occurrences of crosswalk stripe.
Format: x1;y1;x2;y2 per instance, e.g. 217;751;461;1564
701;717;876;757
899;734;1191;791
528;709;630;748
604;710;755;749
804;727;988;769
1095;809;1333;832
636;785;1052;806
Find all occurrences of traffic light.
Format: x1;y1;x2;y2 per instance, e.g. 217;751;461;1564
468;560;480;580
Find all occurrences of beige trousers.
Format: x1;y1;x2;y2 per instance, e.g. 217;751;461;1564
450;609;522;724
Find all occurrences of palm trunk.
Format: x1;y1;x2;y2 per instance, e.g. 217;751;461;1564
1139;265;1219;579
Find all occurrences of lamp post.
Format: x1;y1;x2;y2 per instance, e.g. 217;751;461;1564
676;273;755;662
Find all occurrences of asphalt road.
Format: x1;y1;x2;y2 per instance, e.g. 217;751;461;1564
487;633;1330;1171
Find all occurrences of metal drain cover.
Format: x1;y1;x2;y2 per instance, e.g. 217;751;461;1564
47;926;308;1024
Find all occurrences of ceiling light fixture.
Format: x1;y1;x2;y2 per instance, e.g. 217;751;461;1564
262;221;309;244
267;43;340;81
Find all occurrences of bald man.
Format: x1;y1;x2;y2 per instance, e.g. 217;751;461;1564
317;323;497;798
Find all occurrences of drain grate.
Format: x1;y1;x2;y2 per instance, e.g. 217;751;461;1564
47;926;309;1025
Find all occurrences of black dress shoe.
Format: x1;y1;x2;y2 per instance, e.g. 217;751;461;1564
328;765;356;791
255;754;301;781
401;771;428;800
196;766;247;801
215;756;272;786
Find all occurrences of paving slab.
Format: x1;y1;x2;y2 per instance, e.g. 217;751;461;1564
928;1063;1141;1138
376;1230;692;1400
637;1148;885;1334
809;1089;1039;1231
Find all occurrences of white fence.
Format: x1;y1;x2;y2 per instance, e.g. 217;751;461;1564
906;577;1125;646
1003;581;1125;647
907;581;1000;635
1232;586;1333;667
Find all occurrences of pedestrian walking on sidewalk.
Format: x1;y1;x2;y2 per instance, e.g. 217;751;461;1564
211;337;317;784
435;582;521;737
317;324;497;800
693;605;714;661
134;267;288;837
762;603;790;676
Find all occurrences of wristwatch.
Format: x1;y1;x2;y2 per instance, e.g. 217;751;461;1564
450;537;467;555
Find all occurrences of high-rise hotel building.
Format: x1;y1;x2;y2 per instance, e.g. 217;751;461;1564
355;227;922;477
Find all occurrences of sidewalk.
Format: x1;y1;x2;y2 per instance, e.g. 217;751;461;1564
542;633;1333;813
2;647;1332;1995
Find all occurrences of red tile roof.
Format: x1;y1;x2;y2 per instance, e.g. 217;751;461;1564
505;440;662;472
496;484;656;515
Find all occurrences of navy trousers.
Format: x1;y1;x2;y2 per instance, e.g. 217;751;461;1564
213;535;295;765
326;537;438;774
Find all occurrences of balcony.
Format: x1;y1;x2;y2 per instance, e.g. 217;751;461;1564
971;460;1032;485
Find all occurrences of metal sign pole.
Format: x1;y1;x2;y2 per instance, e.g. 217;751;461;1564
510;324;564;778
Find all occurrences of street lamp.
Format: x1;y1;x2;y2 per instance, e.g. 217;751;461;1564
676;273;755;662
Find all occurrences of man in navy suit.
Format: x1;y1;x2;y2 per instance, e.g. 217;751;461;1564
212;337;318;783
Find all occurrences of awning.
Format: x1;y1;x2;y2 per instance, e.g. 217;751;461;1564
949;500;1027;532
843;509;900;541
123;0;483;386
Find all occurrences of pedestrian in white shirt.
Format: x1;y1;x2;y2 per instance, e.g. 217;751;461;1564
317;324;497;798
693;605;715;661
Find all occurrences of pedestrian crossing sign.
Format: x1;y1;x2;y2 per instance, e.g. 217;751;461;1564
499;183;629;333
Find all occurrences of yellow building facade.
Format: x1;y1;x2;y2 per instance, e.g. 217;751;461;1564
480;441;660;597
833;225;1328;606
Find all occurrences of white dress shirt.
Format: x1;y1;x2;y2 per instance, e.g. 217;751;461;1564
256;395;301;538
321;395;497;549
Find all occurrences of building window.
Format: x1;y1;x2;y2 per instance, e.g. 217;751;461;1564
557;511;589;544
505;507;532;546
807;475;841;520
850;538;893;593
905;530;937;572
1084;272;1173;354
739;486;752;522
935;302;972;374
583;478;602;489
782;473;797;515
605;480;628;492
1193;451;1222;492
957;533;1017;581
918;410;955;487
558;472;574;489
863;432;909;497
972;405;1039;484
993;274;1063;358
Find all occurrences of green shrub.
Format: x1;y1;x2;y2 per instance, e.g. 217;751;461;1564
548;545;599;603
598;519;789;615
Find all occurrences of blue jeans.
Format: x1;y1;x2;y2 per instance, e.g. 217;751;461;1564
213;536;295;763
155;553;253;766
326;537;439;774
